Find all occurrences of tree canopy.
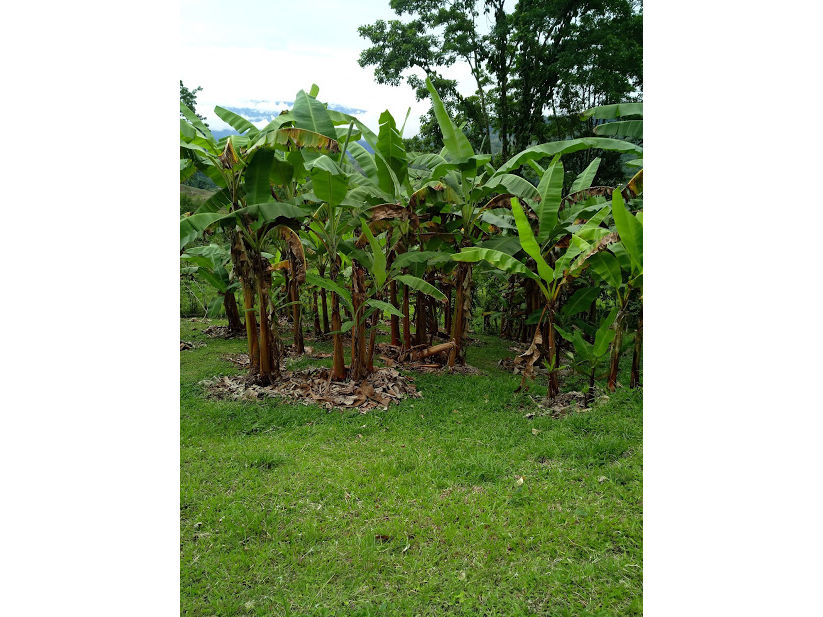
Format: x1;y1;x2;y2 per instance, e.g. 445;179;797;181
358;0;642;167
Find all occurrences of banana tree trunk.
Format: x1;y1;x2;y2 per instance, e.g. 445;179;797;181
350;262;369;381
283;269;291;323
607;326;623;393
289;256;304;354
389;279;400;347
402;280;411;351
223;290;244;334
444;284;452;336
501;277;514;338
412;340;455;361
320;289;330;334
330;258;346;380
414;291;425;346
312;291;321;338
427;293;437;344
546;304;559;401
230;232;258;375
630;314;642;388
318;264;330;334
448;262;471;367
584;365;596;407
607;304;628;392
241;282;259;376
367;302;379;372
255;274;276;382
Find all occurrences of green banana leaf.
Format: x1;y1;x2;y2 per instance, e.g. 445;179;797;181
366;299;404;319
511;198;553;285
292;89;337;141
536;156;563;243
393;274;446;302
570;157;601;193
305;272;353;311
425;76;475;162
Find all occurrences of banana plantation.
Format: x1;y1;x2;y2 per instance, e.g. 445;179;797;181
180;80;643;406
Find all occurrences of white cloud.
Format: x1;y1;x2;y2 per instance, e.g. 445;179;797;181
180;0;484;137
182;45;433;136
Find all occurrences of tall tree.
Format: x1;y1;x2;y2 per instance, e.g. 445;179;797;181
180;80;208;126
358;0;642;164
358;0;493;153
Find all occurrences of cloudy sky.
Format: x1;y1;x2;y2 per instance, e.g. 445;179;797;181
180;0;485;137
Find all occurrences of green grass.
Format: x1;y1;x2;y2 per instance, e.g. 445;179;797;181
181;319;642;616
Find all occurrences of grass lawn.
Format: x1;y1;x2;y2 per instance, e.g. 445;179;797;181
181;319;642;616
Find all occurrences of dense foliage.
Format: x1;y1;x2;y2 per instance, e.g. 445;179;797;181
358;0;642;167
180;79;643;399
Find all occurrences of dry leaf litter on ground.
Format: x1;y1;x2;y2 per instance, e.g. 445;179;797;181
200;366;422;412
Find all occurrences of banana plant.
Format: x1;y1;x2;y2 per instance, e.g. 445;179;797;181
556;307;618;407
421;77;645;368
601;189;643;390
181;244;244;333
453;196;618;399
582;102;643;169
358;221;447;372
302;146;356;379
331;106;451;352
180;91;333;381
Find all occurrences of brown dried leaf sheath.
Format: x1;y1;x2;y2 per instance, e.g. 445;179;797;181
281;227;306;283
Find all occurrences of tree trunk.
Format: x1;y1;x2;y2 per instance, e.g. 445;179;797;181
402;281;411;350
318;264;330;334
223;290;244;334
630;314;642;388
546;305;559;400
283;269;292;323
241;282;259;375
312;291;321;338
255;274;275;382
492;1;510;160
289;257;304;354
607;311;626;393
412;340;455;361
448;262;471;366
367;302;379;372
584;366;596;407
389;279;400;347
414;291;425;346
427;287;437;345
444;284;452;336
350;262;369;381
230;232;258;375
330;258;346;380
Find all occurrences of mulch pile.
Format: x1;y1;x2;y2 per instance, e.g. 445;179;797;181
180;340;205;351
200;366;421;412
523;391;610;418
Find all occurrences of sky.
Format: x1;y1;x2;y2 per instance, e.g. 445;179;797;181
180;0;486;137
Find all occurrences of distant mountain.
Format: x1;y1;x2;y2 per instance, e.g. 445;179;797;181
208;102;369;142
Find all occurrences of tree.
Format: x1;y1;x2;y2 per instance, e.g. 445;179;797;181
358;0;493;154
180;81;208;126
358;0;642;164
